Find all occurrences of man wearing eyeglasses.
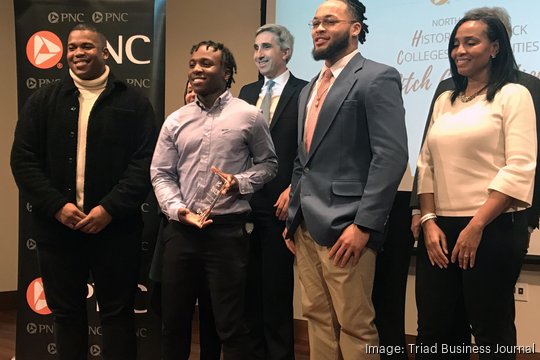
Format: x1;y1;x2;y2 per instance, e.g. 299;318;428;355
284;1;408;359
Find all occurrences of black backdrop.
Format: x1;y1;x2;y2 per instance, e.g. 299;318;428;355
13;0;165;358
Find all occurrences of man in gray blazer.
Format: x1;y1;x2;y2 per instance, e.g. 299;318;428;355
284;0;408;358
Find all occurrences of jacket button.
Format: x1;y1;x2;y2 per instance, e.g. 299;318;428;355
67;157;73;164
67;187;72;192
303;167;310;174
70;107;77;111
69;131;75;138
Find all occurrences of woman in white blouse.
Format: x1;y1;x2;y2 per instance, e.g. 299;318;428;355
415;13;536;360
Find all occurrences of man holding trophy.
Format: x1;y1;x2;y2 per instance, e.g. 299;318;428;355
150;40;277;359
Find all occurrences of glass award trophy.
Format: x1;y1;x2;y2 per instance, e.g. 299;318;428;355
188;170;228;226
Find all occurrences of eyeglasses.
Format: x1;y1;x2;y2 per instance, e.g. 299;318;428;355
308;18;356;29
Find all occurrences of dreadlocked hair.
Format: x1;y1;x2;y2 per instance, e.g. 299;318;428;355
340;0;369;44
190;40;237;88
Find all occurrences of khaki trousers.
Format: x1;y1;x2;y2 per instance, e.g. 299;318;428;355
295;225;379;360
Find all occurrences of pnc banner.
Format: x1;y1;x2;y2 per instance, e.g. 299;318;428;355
13;0;165;358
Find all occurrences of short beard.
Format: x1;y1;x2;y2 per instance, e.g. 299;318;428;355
312;31;349;61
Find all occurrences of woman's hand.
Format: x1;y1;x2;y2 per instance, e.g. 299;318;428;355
422;219;449;268
451;222;483;269
450;191;513;269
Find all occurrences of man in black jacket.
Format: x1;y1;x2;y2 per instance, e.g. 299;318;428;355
239;24;307;360
11;24;157;360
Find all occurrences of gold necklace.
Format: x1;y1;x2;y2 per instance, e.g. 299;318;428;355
315;87;329;108
459;85;488;103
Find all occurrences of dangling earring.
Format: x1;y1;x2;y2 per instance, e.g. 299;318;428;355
491;54;496;59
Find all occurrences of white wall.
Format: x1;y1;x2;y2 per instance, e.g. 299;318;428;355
0;0;20;292
164;0;260;114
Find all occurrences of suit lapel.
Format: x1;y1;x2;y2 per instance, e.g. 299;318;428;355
270;76;297;131
298;79;316;159
306;53;365;162
246;80;264;105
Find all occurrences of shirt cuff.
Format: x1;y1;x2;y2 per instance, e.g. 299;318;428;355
235;175;253;195
168;202;186;222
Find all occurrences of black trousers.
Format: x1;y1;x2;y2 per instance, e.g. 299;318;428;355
246;212;295;360
416;211;528;360
36;228;140;360
195;281;222;360
149;215;221;360
160;218;250;360
373;191;415;360
149;279;222;360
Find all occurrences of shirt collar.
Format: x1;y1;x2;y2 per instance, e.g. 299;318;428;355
264;69;290;88
321;50;358;80
195;89;233;111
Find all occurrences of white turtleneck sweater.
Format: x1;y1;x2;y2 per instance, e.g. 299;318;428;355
69;66;109;211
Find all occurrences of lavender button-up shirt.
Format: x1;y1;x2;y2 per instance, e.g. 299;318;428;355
151;90;278;221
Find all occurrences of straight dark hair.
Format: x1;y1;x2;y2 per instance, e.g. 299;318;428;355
449;14;518;103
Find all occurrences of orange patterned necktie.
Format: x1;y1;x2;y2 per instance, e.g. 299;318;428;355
304;69;333;152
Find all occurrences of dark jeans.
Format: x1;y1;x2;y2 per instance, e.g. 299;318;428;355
246;212;295;360
37;230;140;360
416;211;528;360
160;218;250;360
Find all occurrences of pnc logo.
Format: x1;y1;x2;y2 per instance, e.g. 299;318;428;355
48;12;60;23
26;238;37;250
26;322;38;334
431;0;449;5
26;78;38;90
26;277;52;315
47;343;57;355
90;345;101;356
26;31;63;69
92;12;104;23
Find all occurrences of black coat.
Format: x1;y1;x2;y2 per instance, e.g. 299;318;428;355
11;73;157;238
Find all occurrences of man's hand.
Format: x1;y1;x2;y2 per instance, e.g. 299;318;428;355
177;208;212;228
282;227;296;255
55;203;87;230
75;205;112;234
411;214;421;241
328;224;369;268
274;186;291;221
211;166;238;194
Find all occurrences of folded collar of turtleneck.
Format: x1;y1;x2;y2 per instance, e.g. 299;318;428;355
69;65;110;90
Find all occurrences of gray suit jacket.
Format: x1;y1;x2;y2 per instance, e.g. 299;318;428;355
286;52;408;250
